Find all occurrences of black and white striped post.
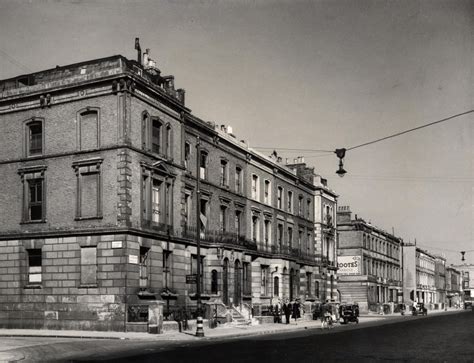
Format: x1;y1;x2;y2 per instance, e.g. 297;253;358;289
195;136;205;337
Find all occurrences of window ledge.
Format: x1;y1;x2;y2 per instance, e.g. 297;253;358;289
24;284;42;289
75;216;103;221
79;284;98;289
26;154;44;159
20;220;47;225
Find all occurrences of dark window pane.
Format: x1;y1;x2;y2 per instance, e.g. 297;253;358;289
28;179;43;220
29;122;42;155
152;119;161;153
28;249;42;266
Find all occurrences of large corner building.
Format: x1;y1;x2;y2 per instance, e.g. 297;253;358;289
0;47;338;331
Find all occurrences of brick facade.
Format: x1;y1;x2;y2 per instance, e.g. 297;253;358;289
0;54;335;331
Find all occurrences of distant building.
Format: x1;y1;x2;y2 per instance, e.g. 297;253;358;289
446;266;462;307
336;206;402;313
0;48;335;331
434;255;447;309
403;245;437;307
415;248;437;305
451;263;474;302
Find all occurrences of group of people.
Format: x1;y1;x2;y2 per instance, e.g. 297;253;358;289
269;299;303;324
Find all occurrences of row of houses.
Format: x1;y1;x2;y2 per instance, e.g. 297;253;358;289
0;46;468;332
0;49;338;331
336;206;467;313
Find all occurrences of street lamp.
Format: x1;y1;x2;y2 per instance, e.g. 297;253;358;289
334;148;347;177
195;136;204;337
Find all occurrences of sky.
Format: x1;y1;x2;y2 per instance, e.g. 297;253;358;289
1;0;472;265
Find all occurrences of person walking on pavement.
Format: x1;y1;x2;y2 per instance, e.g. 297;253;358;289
292;300;299;323
286;300;292;324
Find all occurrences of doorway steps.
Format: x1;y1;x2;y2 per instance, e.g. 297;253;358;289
230;307;251;326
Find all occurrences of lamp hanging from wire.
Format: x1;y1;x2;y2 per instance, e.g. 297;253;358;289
334;148;347;177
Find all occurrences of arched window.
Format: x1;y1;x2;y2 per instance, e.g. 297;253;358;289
25;119;44;156
273;276;279;296
184;141;191;170
151;118;162;154
165;123;172;158
77;108;100;150
199;150;208;179
211;269;218;294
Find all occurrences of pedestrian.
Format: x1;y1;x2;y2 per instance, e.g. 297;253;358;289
292;301;299;323
274;304;280;323
286;301;292;324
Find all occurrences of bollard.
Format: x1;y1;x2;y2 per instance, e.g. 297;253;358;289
195;316;205;337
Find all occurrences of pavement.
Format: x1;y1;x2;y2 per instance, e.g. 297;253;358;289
0;307;465;343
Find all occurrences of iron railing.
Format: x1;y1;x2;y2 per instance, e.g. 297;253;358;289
268;245;316;262
182;226;257;250
141;219;173;234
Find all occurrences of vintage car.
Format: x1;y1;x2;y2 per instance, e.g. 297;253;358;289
412;303;428;316
339;303;359;324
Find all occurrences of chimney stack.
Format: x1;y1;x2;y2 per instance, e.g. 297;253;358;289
135;38;142;65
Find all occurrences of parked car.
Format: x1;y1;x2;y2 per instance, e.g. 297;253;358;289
412;303;428;316
339;303;359;324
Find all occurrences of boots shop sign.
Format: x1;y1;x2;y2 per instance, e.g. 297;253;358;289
337;256;361;275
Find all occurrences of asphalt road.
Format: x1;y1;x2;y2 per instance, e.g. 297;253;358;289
2;310;473;362
104;311;474;363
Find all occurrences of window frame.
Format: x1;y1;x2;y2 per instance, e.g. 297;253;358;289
27;248;42;285
77;107;100;151
251;174;259;201
243;262;251;296
234;210;242;236
220;159;229;187
139;246;150;289
261;265;269;296
24;118;44;157
163;250;173;289
18;165;47;224
80;246;98;287
277;186;283;209
235;166;243;194
264;179;271;205
151;118;163;154
219;205;228;232
72;158;103;220
287;226;293;248
184;141;191;170
141;163;175;229
287;190;293;213
251;214;260;242
199;150;208;180
165;123;173;159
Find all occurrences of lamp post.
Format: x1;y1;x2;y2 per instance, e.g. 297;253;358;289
195;136;204;337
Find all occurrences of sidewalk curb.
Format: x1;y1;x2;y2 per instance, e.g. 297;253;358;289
0;310;465;342
0;333;127;340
